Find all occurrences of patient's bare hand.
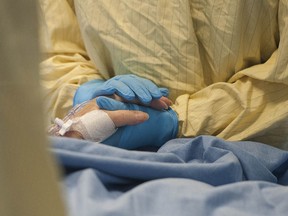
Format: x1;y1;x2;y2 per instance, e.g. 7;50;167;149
72;99;149;126
63;99;149;139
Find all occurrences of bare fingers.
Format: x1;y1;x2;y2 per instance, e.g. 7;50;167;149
105;110;149;127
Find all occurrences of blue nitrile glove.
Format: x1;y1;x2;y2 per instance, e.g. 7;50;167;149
96;96;178;150
73;79;105;106
73;75;169;106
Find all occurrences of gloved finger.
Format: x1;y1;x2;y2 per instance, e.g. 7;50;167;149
91;84;116;97
104;79;136;101
119;76;153;104
136;76;164;98
96;96;132;111
105;110;149;127
73;79;106;106
118;75;169;102
159;87;169;97
131;77;170;101
89;80;136;100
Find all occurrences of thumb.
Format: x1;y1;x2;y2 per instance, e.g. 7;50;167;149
105;110;149;127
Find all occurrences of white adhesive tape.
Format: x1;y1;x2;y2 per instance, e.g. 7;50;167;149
71;110;117;142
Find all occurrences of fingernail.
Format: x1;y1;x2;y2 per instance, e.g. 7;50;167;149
136;112;149;122
160;101;169;110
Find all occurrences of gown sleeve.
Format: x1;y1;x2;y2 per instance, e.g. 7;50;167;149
173;49;288;149
38;0;104;121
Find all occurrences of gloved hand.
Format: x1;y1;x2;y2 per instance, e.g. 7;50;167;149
96;96;178;149
73;74;169;106
73;79;105;106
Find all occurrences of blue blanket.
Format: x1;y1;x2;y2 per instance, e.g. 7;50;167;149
51;135;288;216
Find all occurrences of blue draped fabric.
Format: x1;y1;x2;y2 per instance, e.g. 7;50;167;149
51;135;288;216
